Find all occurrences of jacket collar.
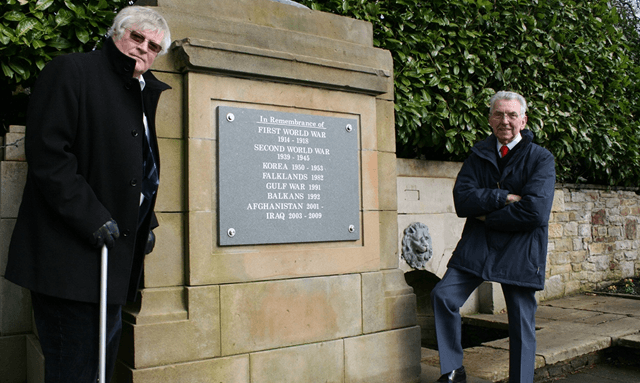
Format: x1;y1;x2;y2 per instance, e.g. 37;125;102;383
473;129;534;164
102;37;170;92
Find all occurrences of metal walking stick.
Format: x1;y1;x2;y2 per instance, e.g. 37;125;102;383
99;244;108;382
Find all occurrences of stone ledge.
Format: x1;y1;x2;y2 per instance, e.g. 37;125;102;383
175;38;392;96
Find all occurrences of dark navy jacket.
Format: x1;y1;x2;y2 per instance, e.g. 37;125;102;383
449;129;555;290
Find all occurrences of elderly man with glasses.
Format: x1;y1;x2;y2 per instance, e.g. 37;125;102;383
431;91;556;383
5;6;171;382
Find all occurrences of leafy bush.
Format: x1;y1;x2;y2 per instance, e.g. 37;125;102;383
0;0;130;127
3;0;640;186
299;0;640;186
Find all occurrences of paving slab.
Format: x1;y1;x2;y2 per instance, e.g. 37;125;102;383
420;361;493;383
421;345;544;383
572;316;640;340
422;295;640;382
543;295;640;317
617;333;640;349
530;321;611;365
535;305;603;322
541;295;612;310
549;363;640;383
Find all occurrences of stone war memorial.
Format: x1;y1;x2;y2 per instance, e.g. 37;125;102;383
0;0;421;382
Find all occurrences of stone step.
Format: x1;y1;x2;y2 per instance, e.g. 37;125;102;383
617;333;640;349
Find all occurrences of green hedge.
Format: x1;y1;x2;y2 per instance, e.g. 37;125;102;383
299;0;640;186
3;0;640;186
0;0;130;127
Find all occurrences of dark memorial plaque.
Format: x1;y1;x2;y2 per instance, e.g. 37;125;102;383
218;106;360;246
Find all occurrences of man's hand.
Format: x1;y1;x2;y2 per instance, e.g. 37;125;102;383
506;194;522;205
145;231;156;254
92;219;120;249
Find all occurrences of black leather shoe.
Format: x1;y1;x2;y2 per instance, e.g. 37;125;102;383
436;366;466;383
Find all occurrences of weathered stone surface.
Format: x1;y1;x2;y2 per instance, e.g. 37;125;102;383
153;72;183;140
156;138;185;213
0;335;26;382
478;281;506;314
189;211;379;286
123;287;187;325
617;333;640;349
379;151;398;212
143;213;185;288
3;132;25;162
251;340;344;383
422;345;544;383
380;210;400;270
117;354;249;383
0;218;16;276
0;161;27;218
220;275;361;355
397;176;458;215
528;321;611;365
362;269;416;334
377;99;396;153
26;334;44;383
121;285;220;369
545;295;640;317
0;277;31;335
344;326;421;383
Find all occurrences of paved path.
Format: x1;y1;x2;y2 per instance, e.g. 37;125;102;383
420;294;640;382
544;363;640;382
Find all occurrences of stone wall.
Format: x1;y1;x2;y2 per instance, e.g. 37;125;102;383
396;158;640;347
397;158;640;303
0;125;40;382
544;186;640;299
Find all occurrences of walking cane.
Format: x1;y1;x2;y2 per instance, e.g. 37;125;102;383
99;244;108;382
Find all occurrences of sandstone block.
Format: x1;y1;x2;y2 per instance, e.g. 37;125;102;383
156;138;185;213
0;335;26;382
220;275;361;355
121;285;220;369
376;98;396;153
143;213;185;288
362;269;416;333
378;151;397;211
0;162;27;218
116;354;249;383
344;326;421;383
3;132;26;162
0;277;31;335
251;340;344;383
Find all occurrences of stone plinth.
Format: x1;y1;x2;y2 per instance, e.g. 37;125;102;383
117;1;418;382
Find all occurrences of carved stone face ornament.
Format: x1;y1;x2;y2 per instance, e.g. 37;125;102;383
401;222;433;270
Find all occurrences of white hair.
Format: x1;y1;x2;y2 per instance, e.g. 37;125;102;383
489;91;527;117
107;6;171;55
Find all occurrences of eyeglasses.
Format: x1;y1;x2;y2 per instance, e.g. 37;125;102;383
490;111;520;121
126;28;162;54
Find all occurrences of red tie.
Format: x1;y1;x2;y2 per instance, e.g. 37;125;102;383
500;145;509;158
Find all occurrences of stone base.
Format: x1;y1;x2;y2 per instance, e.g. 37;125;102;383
115;326;421;383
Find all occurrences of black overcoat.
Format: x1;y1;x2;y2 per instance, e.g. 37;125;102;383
5;38;171;305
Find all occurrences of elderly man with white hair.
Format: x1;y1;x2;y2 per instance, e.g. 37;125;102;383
5;6;171;382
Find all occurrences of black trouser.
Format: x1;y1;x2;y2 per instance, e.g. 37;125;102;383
31;291;122;383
